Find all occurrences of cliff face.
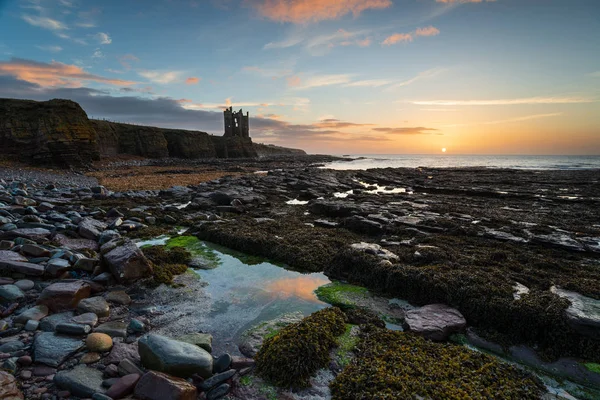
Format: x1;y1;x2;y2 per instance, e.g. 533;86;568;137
253;143;307;157
0;98;306;166
0;98;99;166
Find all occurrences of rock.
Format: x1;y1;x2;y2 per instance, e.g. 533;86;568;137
551;286;600;338
25;320;39;331
80;352;101;364
32;365;56;376
200;369;235;391
17;355;31;366
134;371;197;400
86;333;113;352
230;356;254;370
93;393;113;400
0;371;23;400
39;311;76;331
212;353;232;374
77;296;110;318
138;334;213;378
56;322;92;335
0;341;24;353
207;383;230;400
53;233;98;252
0;285;24;303
54;364;105;398
106;290;131;305
350;242;399;261
118;358;143;376
0;259;44;276
128;319;145;333
13;279;34;291
19;370;31;379
38;280;91;312
15;305;49;324
105;373;140;399
45;258;71;276
176;332;213;353
20;244;49;257
95;321;127;338
72;312;99;327
0;252;23;266
403;304;467;341
99;230;121;246
33;332;84;367
103;240;152;282
0;228;51;243
73;257;97;272
103;340;139;365
78;218;107;241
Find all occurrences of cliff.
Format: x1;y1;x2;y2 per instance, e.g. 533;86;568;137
0;98;99;167
0;98;306;166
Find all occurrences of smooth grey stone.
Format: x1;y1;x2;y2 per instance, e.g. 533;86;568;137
213;353;232;374
72;312;98;327
0;284;24;302
14;279;34;291
138;334;213;378
56;322;92;335
102;377;120;388
92;393;113;400
33;332;83;367
25;320;39;331
54;364;105;397
95;321;127;338
39;311;76;331
118;358;144;376
207;383;230;400
0;340;25;353
201;369;236;391
78;296;110;318
14;304;49;324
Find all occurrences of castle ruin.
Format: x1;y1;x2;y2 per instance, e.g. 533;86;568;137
223;106;249;138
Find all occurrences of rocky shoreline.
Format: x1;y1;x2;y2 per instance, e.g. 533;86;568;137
0;161;598;399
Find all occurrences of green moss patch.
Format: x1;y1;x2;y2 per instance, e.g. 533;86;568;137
315;282;368;309
165;236;221;269
584;363;600;374
335;324;359;368
256;307;347;388
142;245;192;285
330;325;546;400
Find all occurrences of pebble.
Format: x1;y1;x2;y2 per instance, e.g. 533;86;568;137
86;333;113;352
14;279;34;291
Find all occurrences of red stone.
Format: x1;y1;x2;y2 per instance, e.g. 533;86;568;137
37;281;91;312
134;371;197;400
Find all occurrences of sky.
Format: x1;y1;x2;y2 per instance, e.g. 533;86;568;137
0;0;599;155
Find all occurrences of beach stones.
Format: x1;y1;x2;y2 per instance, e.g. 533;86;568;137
13;280;34;291
0;371;23;400
213;353;232;374
134;371;197;400
14;305;48;325
176;332;213;353
72;312;98;327
56;322;92;335
103;240;152;282
39;311;75;332
105;373;140;399
77;296;110;317
33;332;84;367
86;333;113;352
80;352;101;364
20;244;49;257
95;320;127;338
54;364;105;398
0;285;24;303
106;290;131;305
38;281;91;312
403;304;467;341
78;218;107;241
138;334;213;378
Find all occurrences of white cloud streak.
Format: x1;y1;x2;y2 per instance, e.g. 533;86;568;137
413;96;595;106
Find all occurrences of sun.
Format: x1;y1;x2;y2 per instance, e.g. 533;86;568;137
441;148;447;153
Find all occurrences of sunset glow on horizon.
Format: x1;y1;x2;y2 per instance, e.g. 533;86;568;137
0;0;598;155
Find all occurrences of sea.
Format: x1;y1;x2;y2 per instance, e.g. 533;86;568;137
322;155;600;170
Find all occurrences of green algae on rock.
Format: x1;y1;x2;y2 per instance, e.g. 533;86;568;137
142;245;191;284
315;281;369;309
255;307;347;388
330;325;546;400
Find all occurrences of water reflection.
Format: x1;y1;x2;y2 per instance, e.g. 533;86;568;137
263;276;330;302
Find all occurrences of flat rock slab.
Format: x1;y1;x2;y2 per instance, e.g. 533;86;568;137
176;333;213;353
33;332;84;367
134;371;197;400
14;305;49;324
403;304;467;341
53;234;99;252
39;311;76;332
103;339;140;365
138;334;213;378
551;286;600;338
0;251;27;264
38;280;91;312
0;251;45;276
78;218;107;241
77;296;110;318
0;228;51;243
0;285;24;303
103;240;152;282
54;364;105;398
95;321;127;338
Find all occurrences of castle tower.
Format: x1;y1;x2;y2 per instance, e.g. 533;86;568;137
223;106;250;138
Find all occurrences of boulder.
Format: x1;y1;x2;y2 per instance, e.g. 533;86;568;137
0;371;23;400
39;311;76;331
106;290;131;305
200;369;235;391
33;332;84;367
77;296;110;317
14;305;49;325
54;364;105;397
403;304;467;341
72;312;98;327
138;334;213;378
103;240;152;282
78;218;107;241
551;286;600;338
38;280;91;312
134;371;197;400
105;373;140;399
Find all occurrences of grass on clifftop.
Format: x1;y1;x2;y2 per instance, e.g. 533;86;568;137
256;307;347;388
330;325;546;400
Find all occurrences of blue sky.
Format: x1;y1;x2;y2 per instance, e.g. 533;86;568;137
0;0;599;154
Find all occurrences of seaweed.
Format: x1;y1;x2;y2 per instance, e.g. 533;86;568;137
142;245;192;284
330;325;546;400
314;282;368;309
255;307;347;388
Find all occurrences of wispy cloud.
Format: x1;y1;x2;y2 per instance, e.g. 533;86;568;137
412;96;595;106
264;28;371;54
415;26;440;37
253;0;392;24
95;32;112;45
36;45;63;53
138;70;182;84
385;68;445;91
0;57;136;87
292;73;354;90
372;127;439;134
445;113;563;127
382;26;440;46
185;77;200;85
343;79;393;87
22;15;67;31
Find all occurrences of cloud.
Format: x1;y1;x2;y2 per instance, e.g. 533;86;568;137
343;79;393;87
185;77;200;85
92;49;104;59
138;70;182;84
385;67;445;91
118;54;139;69
445;113;563;127
286;75;301;87
292;73;353;90
95;32;112;45
415;26;440;37
22;15;67;31
412;96;596;106
0;58;137;87
253;0;392;24
356;37;372;47
36;45;63;53
382;33;413;45
265;28;372;54
373;127;438;134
